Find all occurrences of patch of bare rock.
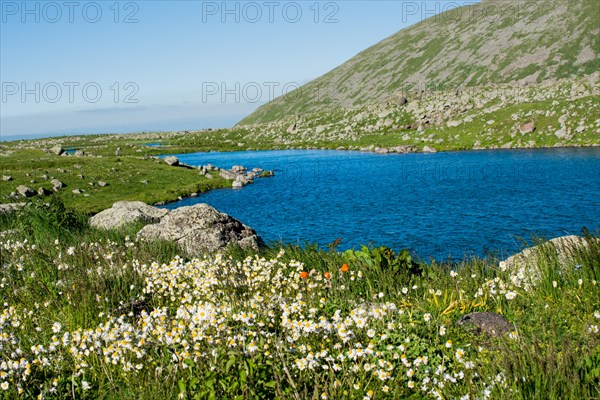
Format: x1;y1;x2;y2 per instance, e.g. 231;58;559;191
90;201;169;230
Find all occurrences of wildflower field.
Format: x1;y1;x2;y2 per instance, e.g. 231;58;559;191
1;201;599;399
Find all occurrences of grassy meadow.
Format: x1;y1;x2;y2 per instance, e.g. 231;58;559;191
0;74;598;399
0;200;598;399
0;149;229;214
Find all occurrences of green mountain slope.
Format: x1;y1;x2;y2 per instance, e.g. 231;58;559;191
240;0;599;126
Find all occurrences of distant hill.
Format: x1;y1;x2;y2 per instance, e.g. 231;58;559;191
240;0;599;125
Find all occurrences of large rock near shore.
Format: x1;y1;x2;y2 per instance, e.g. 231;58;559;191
164;156;180;166
503;235;597;271
137;203;263;255
90;201;168;230
50;146;65;156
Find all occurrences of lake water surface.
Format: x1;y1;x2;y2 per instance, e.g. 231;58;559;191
161;148;600;260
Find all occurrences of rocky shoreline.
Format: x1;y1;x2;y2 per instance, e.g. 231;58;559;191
153;155;275;206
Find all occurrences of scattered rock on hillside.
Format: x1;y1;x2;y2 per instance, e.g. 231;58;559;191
555;129;567;139
164;156;180;166
287;123;297;134
16;185;35;198
51;179;64;191
74;149;85;157
50;146;65;155
422;146;437;153
2;176;13;181
137;203;263;255
90;201;169;230
519;122;536;134
456;312;513;337
37;187;51;196
0;203;26;215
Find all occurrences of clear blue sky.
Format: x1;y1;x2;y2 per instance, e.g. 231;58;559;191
1;0;478;139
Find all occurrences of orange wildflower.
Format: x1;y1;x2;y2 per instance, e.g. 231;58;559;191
340;263;349;272
324;272;331;280
300;271;309;279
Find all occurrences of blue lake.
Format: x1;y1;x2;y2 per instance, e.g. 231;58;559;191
161;148;600;260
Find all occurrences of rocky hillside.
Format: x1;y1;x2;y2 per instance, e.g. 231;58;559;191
233;74;599;152
240;0;599;125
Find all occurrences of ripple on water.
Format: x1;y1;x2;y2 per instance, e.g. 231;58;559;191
161;148;600;260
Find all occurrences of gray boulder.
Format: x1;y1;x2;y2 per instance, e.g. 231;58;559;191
51;179;64;191
287;123;297;134
37;187;51;196
456;312;513;337
503;235;598;273
90;201;169;230
519;122;536;134
391;145;417;154
137;203;263;255
50;146;64;155
16;185;35;197
2;176;13;181
220;170;237;180
0;203;26;215
164;156;180;166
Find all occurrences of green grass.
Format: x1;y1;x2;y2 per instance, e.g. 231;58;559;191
0;149;229;214
0;203;598;399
